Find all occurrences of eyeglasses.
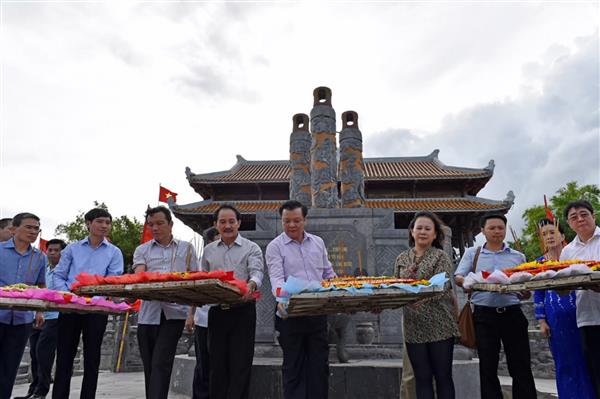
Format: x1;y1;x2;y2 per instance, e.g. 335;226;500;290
567;211;594;222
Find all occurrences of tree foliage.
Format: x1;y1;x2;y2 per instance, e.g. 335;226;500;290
514;181;600;260
55;201;143;267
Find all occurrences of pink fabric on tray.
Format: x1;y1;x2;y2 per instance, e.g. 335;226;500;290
0;287;131;311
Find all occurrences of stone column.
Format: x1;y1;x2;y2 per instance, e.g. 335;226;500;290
289;113;312;207
310;86;338;208
339;111;365;208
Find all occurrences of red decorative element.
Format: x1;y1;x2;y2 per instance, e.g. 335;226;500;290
543;194;555;222
140;221;153;244
159;186;178;203
39;238;48;253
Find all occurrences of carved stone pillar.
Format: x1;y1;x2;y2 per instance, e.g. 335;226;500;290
310;86;338;208
339;111;365;208
289;113;312;206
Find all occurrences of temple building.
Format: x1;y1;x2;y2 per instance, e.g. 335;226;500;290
170;87;513;255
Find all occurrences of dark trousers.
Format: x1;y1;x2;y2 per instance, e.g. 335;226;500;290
52;313;108;399
208;303;256;399
0;323;32;399
275;314;329;399
580;326;600;399
406;337;455;399
474;305;536;399
192;326;210;399
28;319;59;396
137;314;185;399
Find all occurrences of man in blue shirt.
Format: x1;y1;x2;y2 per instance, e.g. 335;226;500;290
17;239;67;399
455;213;536;399
0;213;46;399
51;208;124;399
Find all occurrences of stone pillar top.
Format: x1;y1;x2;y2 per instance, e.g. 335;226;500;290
313;86;332;106
292;113;309;131
342;111;359;129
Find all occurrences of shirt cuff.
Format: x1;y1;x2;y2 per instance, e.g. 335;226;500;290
250;276;262;289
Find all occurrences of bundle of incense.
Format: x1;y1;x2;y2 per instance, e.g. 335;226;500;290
321;276;430;289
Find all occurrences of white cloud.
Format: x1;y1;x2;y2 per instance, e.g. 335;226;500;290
0;2;598;242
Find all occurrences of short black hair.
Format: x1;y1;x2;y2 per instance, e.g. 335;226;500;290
537;218;565;234
279;200;308;218
46;238;67;250
145;206;172;223
0;218;12;229
480;213;507;228
408;211;445;249
213;204;241;222
203;226;220;244
12;213;40;227
84;208;112;222
564;200;595;219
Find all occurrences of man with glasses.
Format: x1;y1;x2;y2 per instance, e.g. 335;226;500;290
560;200;600;398
0;213;46;399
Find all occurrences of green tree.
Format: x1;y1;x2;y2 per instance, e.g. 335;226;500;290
514;181;600;260
55;201;143;267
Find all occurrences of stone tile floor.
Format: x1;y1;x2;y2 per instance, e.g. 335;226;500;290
11;371;189;399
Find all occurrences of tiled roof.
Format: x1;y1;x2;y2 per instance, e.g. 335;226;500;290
186;151;494;184
173;196;510;215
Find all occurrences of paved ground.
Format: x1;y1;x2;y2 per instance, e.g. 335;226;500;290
11;370;558;399
11;372;189;399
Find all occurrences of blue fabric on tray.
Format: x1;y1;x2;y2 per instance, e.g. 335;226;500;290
277;272;448;303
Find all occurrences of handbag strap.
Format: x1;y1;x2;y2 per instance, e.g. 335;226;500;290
467;246;482;302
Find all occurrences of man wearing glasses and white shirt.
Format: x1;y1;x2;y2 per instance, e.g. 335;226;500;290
560;200;600;398
133;206;199;399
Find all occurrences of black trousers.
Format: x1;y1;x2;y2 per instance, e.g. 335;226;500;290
406;337;455;399
52;313;108;399
28;319;59;396
580;325;600;399
275;314;329;399
208;303;256;399
192;326;210;399
0;322;31;399
137;314;185;399
474;305;536;399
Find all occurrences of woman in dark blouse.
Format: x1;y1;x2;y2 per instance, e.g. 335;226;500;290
394;211;459;399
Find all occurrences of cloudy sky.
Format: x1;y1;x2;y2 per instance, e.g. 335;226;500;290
1;1;598;244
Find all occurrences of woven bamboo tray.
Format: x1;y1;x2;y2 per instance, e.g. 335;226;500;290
0;297;127;314
287;285;447;317
75;279;243;306
472;273;600;293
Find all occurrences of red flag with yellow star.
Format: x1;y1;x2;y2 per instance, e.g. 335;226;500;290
158;185;177;203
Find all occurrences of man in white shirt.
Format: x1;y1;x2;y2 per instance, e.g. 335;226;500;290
133;206;198;399
560;199;600;398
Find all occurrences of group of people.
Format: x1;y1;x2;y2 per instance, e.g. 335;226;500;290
0;198;599;399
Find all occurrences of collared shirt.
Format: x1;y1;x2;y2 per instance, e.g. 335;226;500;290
44;264;60;320
265;231;336;296
560;225;600;327
0;238;46;325
53;237;124;292
133;238;199;325
201;234;264;288
455;243;526;307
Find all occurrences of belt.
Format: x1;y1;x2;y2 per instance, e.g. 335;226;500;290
474;304;521;314
219;301;254;311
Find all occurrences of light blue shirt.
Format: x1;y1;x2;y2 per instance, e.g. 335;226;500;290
53;237;124;292
0;238;47;325
455;243;526;307
133;238;199;325
44;264;59;320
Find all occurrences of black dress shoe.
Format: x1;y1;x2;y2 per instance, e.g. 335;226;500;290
30;395;46;399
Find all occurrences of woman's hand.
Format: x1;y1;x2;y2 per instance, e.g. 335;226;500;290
538;319;551;338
